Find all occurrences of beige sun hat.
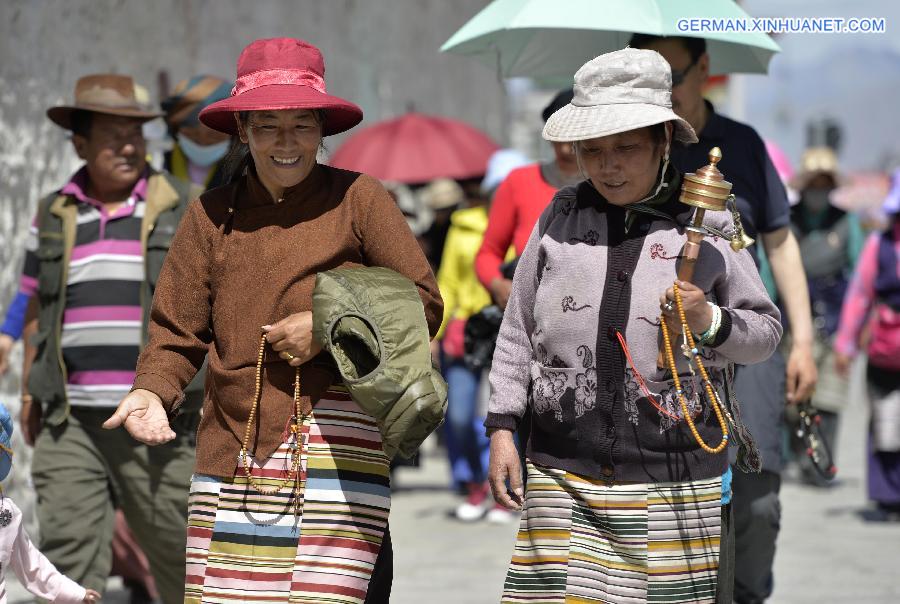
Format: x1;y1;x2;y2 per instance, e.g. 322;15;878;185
789;147;842;191
543;48;697;145
419;178;465;210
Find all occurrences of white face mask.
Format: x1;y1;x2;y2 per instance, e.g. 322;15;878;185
178;136;230;168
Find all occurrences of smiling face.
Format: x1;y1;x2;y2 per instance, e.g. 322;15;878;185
72;114;148;194
236;109;323;200
575;126;668;206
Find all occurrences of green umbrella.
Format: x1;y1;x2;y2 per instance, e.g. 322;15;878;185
441;0;780;79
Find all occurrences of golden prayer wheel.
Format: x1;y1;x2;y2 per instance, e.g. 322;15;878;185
679;147;732;212
680;147;755;252
656;147;753;368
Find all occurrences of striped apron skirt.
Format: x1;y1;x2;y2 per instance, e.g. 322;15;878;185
184;393;391;603
502;461;723;604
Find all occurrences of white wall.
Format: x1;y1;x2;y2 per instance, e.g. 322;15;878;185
0;0;503;518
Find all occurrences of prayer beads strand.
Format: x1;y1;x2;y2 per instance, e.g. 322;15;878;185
239;333;305;496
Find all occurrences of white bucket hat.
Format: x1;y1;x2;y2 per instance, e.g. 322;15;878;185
543;48;697;145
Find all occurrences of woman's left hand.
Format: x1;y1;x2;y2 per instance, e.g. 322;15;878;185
659;280;713;334
263;311;323;367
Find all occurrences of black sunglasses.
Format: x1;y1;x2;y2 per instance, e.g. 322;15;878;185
671;57;699;87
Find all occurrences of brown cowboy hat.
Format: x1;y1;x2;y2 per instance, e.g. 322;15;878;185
47;74;162;130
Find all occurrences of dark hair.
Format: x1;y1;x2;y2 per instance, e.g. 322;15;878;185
220;112;252;185
629;34;706;63
221;110;327;185
650;122;688;153
649;123;667;146
70;110;94;138
542;88;574;122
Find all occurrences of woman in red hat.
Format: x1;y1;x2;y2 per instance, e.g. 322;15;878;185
104;38;442;603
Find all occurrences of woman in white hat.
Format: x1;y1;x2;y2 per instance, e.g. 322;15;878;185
486;48;782;603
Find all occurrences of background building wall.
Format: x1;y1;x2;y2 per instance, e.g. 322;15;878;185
0;0;503;518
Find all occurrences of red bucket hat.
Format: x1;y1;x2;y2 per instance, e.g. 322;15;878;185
199;38;363;136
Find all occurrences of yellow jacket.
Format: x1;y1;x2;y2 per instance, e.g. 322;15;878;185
436;206;493;339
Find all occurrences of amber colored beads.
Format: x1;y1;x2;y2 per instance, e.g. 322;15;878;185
239;333;305;496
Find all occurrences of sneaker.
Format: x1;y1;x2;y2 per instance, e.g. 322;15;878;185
485;504;517;524
455;500;488;522
454;482;490;522
877;503;900;522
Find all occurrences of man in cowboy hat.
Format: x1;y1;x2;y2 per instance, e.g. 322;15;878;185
17;74;200;603
631;34;819;604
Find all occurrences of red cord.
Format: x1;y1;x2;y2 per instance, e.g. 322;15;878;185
616;330;684;421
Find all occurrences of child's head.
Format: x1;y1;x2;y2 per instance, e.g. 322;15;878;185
0;403;12;482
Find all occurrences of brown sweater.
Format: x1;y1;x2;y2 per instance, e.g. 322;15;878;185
132;164;443;477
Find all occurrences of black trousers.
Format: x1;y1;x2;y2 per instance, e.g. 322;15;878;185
732;470;781;604
365;525;393;603
717;502;736;603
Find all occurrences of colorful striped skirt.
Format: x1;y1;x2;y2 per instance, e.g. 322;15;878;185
184;394;391;603
502;461;723;604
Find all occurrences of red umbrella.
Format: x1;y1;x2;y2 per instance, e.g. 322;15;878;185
328;112;499;184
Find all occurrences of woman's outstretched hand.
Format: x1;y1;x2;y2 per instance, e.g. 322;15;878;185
263;311;322;367
489;429;524;511
103;389;175;445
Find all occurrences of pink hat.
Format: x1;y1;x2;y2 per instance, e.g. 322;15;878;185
199;38;363;136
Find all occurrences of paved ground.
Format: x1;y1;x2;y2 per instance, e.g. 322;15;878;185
392;376;900;603
6;361;900;603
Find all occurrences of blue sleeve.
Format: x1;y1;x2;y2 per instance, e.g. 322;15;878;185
0;291;31;340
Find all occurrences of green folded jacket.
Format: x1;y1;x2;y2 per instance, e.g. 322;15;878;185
312;266;447;459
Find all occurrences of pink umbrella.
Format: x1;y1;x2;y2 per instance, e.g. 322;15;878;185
830;171;891;212
328;112;499;184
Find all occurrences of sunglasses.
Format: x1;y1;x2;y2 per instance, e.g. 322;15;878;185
671;57;699;87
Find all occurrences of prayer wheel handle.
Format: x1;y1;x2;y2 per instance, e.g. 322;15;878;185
656;148;732;368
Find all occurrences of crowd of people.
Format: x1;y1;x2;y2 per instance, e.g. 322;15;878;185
0;30;897;604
